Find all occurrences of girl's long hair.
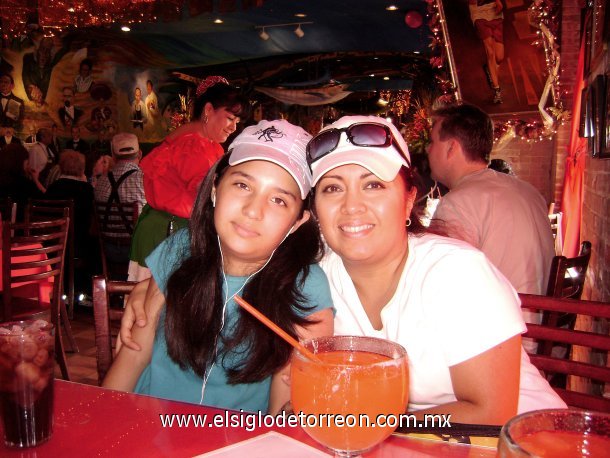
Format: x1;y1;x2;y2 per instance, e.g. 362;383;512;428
164;154;323;383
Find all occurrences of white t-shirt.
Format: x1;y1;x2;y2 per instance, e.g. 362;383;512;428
321;233;566;414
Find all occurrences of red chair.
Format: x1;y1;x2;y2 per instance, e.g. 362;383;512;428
92;275;137;384
1;218;71;380
520;293;610;413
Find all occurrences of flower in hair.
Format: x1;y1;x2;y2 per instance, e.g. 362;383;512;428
196;76;229;97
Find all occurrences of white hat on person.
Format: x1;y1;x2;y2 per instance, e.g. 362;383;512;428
111;133;140;157
309;115;410;186
227;119;312;199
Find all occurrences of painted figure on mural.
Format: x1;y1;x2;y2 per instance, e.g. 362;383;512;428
58;86;84;129
145;80;158;124
469;0;505;104
0;73;25;131
74;58;94;94
131;87;146;130
22;37;67;105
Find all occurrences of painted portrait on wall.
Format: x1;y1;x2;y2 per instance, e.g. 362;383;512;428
442;0;547;114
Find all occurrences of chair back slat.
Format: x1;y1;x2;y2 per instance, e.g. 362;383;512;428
520;293;610;412
524;324;610;352
92;276;137;384
552;389;610;414
528;355;610;383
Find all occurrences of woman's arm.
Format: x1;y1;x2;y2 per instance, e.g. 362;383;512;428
116;278;151;352
268;308;334;415
102;278;165;392
413;335;521;425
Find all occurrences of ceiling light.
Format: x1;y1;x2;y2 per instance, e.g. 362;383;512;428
213;18;223;24
255;22;313;40
386;5;399;11
294;13;307;18
383;76;390;80
121;26;131;32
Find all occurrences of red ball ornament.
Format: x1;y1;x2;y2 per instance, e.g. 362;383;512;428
404;11;423;28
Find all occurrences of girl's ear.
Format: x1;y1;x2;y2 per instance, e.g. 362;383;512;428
289;210;311;234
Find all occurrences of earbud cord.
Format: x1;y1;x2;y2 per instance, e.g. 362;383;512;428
198;229;293;404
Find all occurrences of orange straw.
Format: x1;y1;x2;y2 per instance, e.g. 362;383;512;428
234;295;322;363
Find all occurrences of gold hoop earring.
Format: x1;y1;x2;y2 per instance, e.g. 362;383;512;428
406;218;412;227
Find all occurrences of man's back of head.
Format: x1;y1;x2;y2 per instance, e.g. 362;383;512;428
112;132;141;162
428;103;493;188
431;103;493;163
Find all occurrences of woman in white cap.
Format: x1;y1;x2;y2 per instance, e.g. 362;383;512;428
120;116;566;423
307;116;565;424
104;120;333;414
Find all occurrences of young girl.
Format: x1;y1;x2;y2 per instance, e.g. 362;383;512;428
104;120;334;414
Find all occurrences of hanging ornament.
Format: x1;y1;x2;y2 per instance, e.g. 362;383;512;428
404;11;423;28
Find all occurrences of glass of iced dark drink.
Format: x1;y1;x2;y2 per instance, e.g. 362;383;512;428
0;320;54;448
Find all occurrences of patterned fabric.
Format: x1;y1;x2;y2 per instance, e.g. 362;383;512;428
94;161;146;214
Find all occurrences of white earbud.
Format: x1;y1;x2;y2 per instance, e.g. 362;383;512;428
211;193;216;207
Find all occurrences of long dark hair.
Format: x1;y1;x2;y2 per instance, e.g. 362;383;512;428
192;83;251;121
164;154;323;383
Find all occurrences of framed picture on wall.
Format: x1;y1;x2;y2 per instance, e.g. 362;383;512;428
590;74;606;158
600;73;610;159
589;0;607;71
583;9;593;76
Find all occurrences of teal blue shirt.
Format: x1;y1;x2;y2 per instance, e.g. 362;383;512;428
134;229;333;412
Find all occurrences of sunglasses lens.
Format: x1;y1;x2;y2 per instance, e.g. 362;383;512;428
349;124;389;146
307;129;340;163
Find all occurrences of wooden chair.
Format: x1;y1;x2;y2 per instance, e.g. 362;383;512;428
1;217;71;380
538;241;593;360
26;199;76;316
546;241;592;300
94;201;139;280
520;293;610;413
25;202;79;354
92;275;137;384
0;197;17;224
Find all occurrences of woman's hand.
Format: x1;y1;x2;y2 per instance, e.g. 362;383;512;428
117;278;152;352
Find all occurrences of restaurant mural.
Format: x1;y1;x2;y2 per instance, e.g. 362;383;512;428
0;31;175;144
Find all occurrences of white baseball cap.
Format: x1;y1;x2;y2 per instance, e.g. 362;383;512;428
309;115;410;185
227;120;313;199
112;133;140;157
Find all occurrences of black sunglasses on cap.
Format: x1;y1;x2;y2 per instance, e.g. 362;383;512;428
306;122;409;168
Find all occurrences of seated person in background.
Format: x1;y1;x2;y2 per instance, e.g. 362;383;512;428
427;104;555;351
45;150;98;293
103;120;334;414
94;133;145;270
0;143;44;220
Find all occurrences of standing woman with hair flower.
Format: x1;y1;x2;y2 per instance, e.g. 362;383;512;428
129;77;250;281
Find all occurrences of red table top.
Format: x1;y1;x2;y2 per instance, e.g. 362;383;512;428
0;381;497;457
